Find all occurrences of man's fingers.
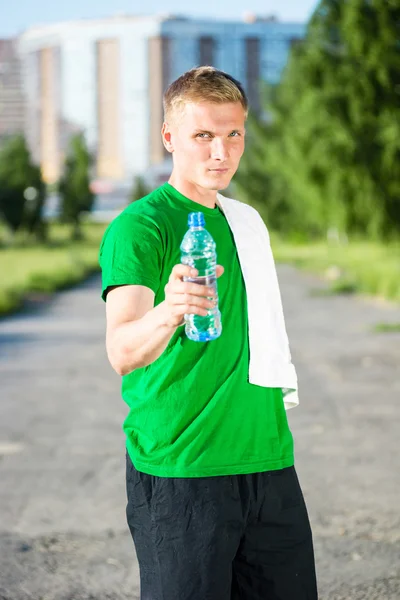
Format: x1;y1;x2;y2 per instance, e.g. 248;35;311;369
168;280;216;297
164;263;224;326
169;264;224;283
169;264;197;282
170;293;215;309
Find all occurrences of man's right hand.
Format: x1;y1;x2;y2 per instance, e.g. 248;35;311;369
105;263;224;375
161;264;225;328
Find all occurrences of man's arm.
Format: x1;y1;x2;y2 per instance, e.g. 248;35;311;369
105;264;223;375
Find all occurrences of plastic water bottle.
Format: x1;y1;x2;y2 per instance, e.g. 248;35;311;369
180;212;222;342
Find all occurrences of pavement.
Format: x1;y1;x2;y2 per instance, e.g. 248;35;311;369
0;267;399;600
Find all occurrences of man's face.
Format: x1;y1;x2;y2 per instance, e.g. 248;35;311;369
163;101;246;192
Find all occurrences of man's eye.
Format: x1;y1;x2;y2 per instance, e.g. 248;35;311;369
196;133;211;138
229;131;240;137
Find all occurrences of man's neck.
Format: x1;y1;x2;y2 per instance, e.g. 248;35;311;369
168;174;218;209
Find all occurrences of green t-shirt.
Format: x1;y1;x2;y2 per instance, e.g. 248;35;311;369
99;182;294;477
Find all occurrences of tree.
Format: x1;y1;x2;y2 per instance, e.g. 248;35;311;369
340;0;400;238
234;108;300;235
23;166;47;241
236;0;400;240
58;133;95;240
0;135;47;238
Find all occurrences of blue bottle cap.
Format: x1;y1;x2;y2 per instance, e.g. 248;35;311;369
188;212;205;228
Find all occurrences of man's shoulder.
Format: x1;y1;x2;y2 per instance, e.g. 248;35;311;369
101;187;166;248
122;185;165;220
106;185;169;235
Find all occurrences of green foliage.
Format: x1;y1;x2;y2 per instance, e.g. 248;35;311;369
0;222;106;317
58;133;95;239
235;0;400;240
0;135;46;237
271;235;400;301
129;175;151;203
23;165;48;241
373;322;400;333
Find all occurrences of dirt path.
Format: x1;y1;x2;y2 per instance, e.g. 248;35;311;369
0;269;399;599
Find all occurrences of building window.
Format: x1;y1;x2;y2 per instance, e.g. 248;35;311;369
245;37;261;114
0;40;25;142
199;36;215;66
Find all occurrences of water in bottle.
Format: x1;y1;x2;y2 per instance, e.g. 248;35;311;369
180;212;222;342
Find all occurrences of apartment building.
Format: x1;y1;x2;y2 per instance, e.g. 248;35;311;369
18;14;305;185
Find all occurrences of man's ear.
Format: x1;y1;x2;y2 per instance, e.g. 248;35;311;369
161;122;174;153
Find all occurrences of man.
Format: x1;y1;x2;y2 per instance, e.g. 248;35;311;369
99;66;318;600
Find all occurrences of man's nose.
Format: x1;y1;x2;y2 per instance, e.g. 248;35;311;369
210;138;229;161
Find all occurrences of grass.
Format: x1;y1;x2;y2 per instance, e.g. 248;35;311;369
1;221;399;319
0;221;108;317
270;236;400;303
373;322;400;333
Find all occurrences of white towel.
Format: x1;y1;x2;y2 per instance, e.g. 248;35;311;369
217;193;299;410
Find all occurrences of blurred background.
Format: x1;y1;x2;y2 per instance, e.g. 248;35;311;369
0;0;399;309
0;1;399;599
1;0;400;312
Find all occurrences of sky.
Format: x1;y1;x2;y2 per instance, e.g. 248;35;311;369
0;0;319;37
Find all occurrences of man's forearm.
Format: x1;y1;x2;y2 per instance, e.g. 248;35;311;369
107;301;178;375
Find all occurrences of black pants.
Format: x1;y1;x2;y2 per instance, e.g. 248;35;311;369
126;453;318;600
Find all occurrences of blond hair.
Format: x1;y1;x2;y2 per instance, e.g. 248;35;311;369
163;66;248;122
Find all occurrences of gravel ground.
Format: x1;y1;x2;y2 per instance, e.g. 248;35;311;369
0;267;399;599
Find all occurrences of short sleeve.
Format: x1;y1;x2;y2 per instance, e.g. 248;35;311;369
99;213;163;301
